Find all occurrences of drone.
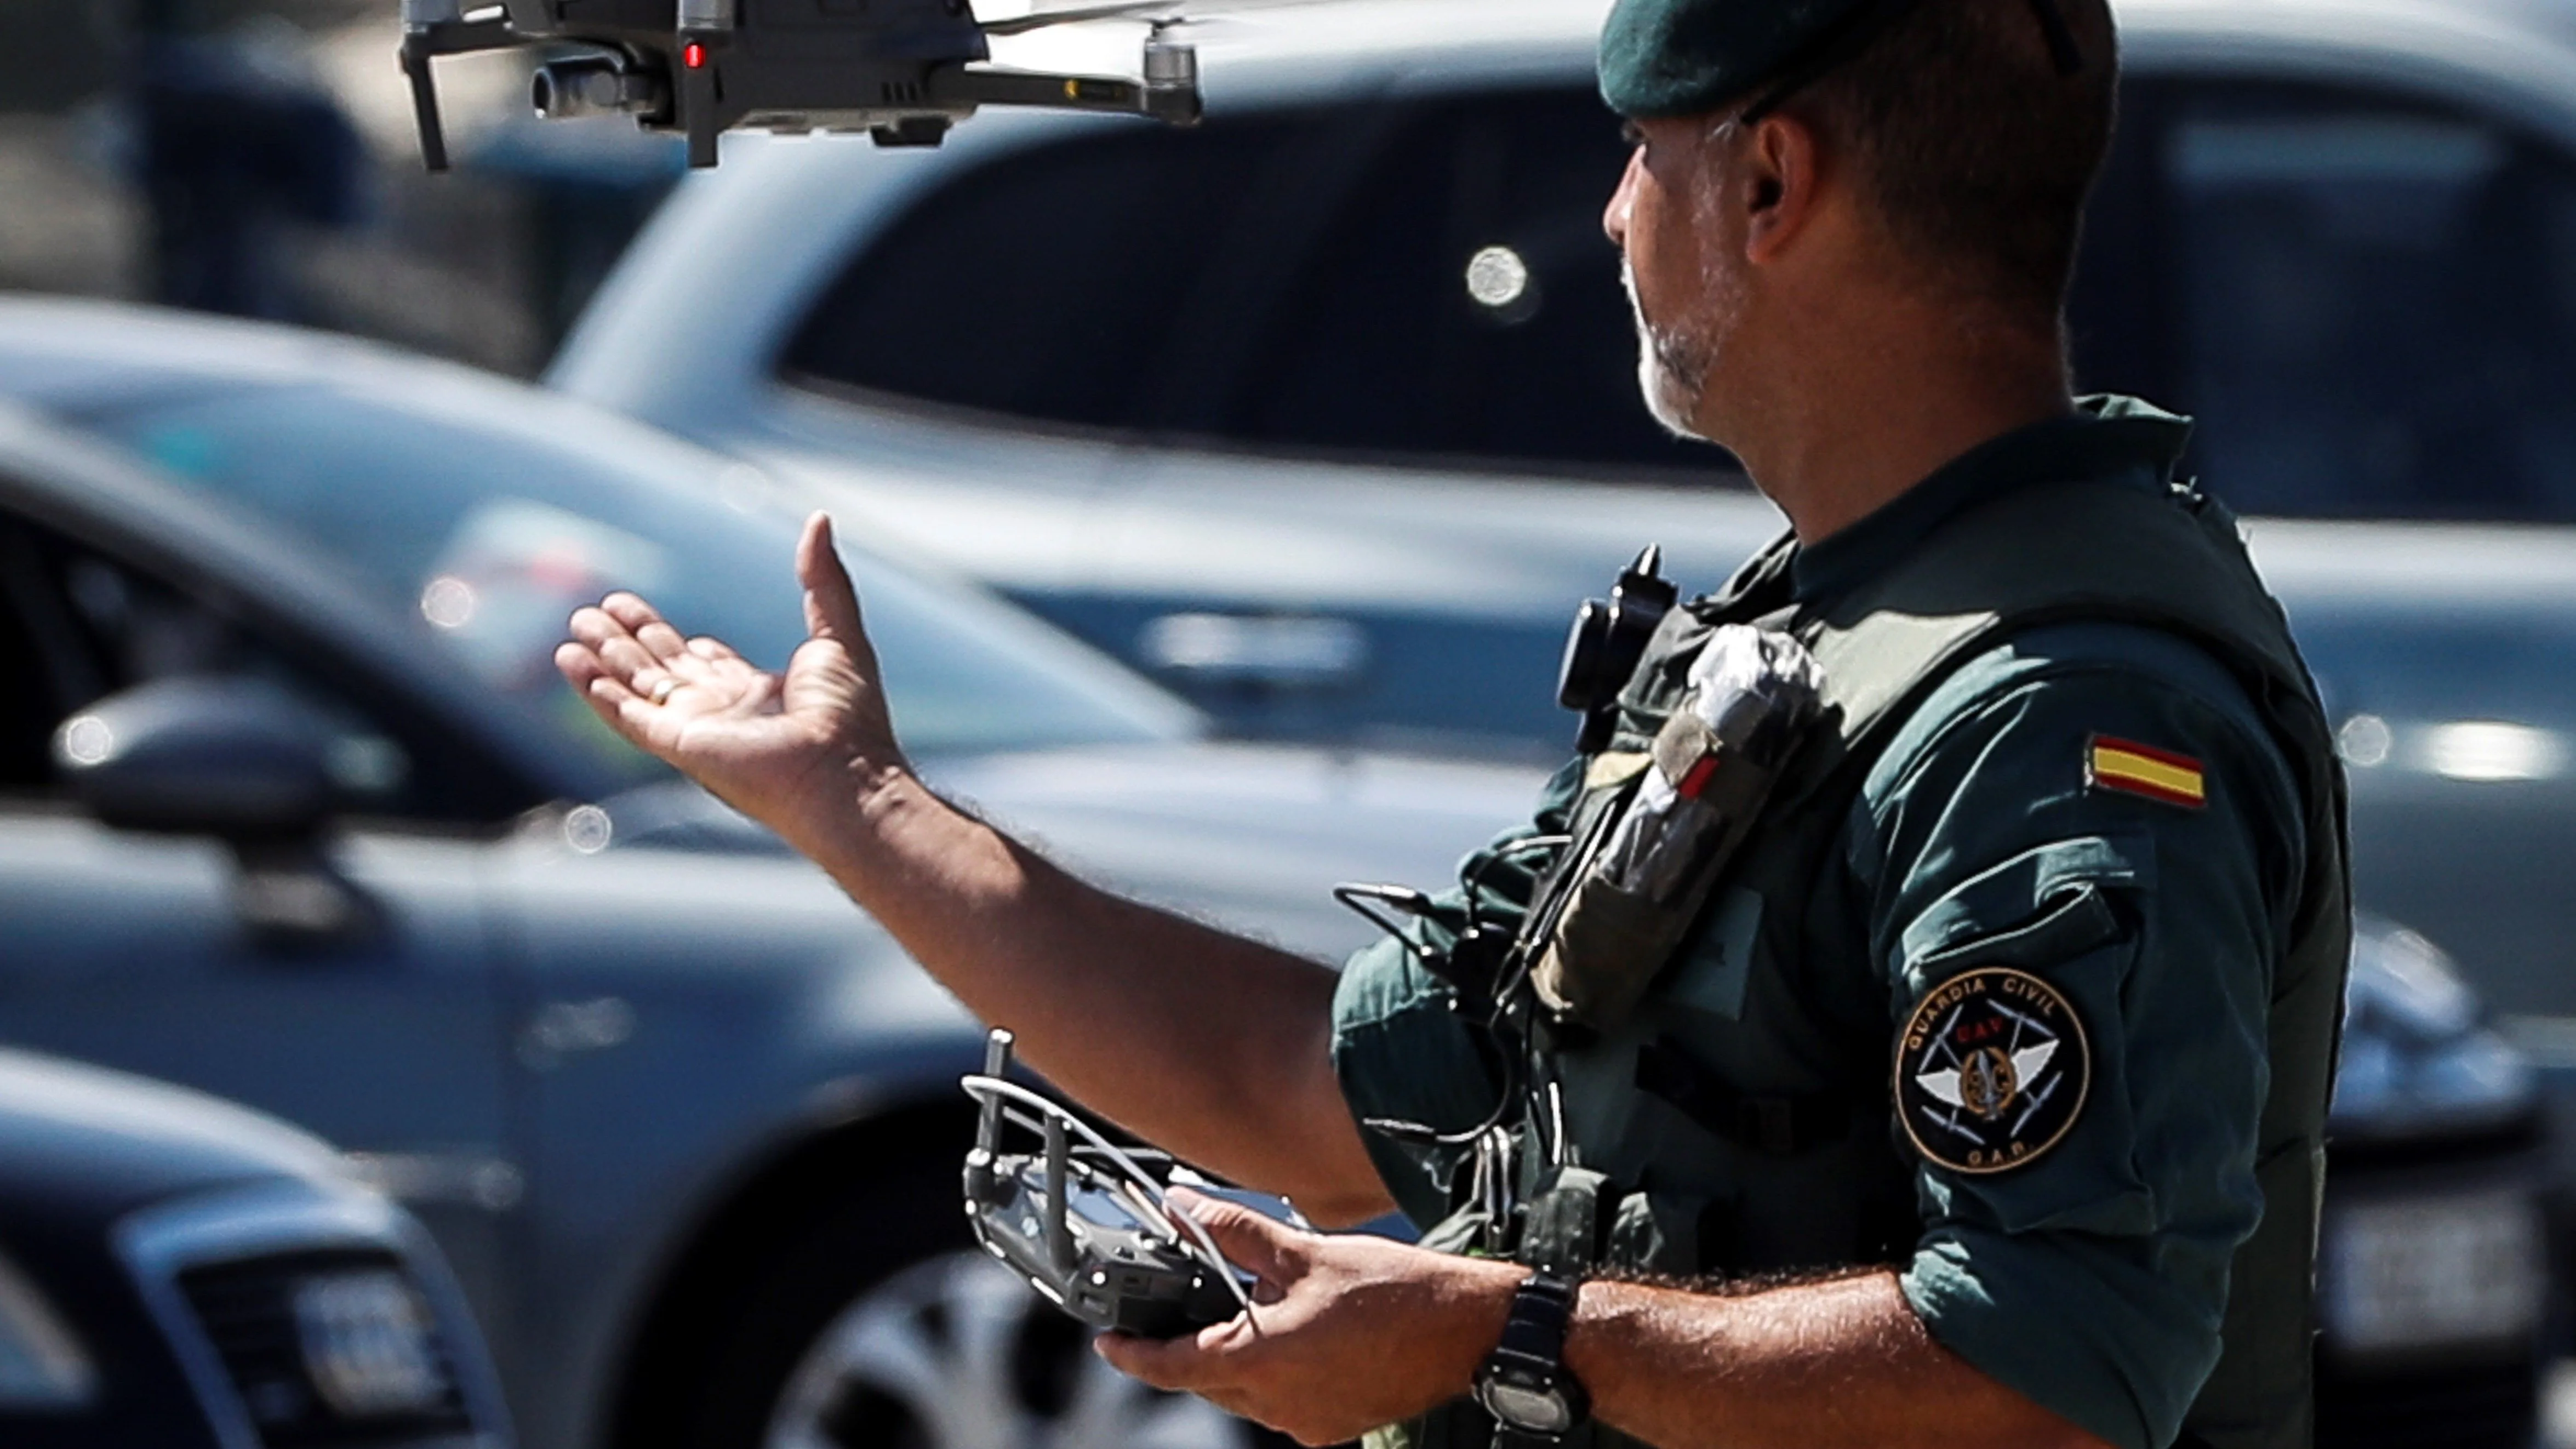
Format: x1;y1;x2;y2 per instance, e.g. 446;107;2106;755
397;0;1230;171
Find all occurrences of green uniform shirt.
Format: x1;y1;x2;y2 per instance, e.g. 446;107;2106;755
1334;403;2309;1449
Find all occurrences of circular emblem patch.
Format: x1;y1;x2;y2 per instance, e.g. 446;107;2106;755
1895;967;2090;1175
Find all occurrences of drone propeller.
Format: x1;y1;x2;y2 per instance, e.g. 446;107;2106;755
979;0;1345;37
980;0;1181;33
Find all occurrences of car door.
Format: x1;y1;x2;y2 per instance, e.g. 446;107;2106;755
0;501;522;1331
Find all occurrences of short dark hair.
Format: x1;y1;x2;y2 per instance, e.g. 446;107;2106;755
1792;0;2118;321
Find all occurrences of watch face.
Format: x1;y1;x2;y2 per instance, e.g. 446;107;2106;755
1480;1378;1574;1435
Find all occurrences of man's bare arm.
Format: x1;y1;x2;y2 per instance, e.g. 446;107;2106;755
1101;1201;2115;1449
553;512;1395;1225
1569;1271;2109;1449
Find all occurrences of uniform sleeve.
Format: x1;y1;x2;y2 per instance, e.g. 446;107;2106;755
1855;627;2307;1449
1331;757;1586;1226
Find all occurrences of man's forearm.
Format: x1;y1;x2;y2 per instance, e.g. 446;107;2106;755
784;765;1395;1224
1567;1270;2109;1449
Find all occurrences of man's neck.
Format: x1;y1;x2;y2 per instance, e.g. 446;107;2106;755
1720;307;2075;544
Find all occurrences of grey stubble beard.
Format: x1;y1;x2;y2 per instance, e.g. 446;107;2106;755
1623;259;1714;442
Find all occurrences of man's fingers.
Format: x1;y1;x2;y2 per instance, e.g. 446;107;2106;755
1095;1328;1229;1392
796;512;868;644
568;606;652;674
635;620;693;665
556;642;606;691
1166;1188;1306;1287
576;673;666;749
592;592;698;666
595;634;670;688
586;672;639;706
599;591;673;636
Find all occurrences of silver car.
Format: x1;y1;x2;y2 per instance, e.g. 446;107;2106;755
555;0;2576;1338
0;298;1541;1449
0;292;2554;1447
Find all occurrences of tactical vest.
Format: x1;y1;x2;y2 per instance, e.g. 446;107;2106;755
1378;474;2351;1449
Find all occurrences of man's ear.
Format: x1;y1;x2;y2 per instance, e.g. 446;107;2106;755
1740;111;1825;265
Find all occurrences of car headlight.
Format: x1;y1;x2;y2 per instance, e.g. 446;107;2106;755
0;1246;99;1412
2331;919;2536;1134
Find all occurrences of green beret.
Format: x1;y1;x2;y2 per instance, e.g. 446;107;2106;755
1597;0;1898;119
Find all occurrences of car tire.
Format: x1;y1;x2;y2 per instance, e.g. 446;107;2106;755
678;1152;1275;1449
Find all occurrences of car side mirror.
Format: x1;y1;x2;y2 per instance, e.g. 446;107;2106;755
50;680;386;951
52;677;335;840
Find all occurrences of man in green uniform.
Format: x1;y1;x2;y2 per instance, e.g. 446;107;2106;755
555;0;2349;1445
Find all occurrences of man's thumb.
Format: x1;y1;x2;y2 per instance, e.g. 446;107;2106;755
1165;1186;1304;1285
797;512;867;643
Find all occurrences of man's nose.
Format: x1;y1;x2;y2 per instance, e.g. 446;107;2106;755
1604;151;1640;249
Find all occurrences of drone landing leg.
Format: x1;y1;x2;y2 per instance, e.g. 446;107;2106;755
401;41;450;172
680;36;722;168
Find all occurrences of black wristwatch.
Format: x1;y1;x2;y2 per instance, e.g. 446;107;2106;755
1473;1270;1591;1445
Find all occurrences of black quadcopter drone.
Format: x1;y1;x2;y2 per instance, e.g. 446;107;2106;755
398;0;1237;170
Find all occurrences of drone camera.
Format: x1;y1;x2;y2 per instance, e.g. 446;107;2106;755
532;56;668;121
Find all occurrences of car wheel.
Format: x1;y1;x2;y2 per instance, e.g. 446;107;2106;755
763;1250;1255;1449
681;1157;1264;1449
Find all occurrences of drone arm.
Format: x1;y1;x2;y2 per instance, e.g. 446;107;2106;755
930;62;1202;126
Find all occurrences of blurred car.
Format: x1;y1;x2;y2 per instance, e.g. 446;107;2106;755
554;0;2576;1264
2321;924;2551;1448
0;297;1540;1449
0;300;2546;1449
553;0;2576;746
0;1047;511;1449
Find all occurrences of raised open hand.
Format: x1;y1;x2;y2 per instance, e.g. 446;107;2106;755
554;512;908;839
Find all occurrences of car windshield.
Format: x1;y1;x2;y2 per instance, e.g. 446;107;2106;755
64;377;1200;784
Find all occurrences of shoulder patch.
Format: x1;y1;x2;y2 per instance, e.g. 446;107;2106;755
1895;967;2090;1174
2087;734;2206;809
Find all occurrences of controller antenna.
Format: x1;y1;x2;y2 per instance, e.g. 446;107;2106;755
964;1029;1014;1206
1043;1114;1075;1272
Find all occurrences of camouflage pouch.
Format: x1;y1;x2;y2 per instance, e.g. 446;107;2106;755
1533;627;1825;1029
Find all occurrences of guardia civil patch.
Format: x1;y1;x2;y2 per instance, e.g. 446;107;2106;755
1895;967;2090;1175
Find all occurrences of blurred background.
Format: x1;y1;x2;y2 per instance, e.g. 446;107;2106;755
0;0;681;373
2;3;2574;1449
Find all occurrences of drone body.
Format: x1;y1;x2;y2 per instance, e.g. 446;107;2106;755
399;0;1204;170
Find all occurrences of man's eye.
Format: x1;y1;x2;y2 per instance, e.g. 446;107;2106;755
1620;121;1647;148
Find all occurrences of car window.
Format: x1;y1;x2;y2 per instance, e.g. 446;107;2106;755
781;88;1729;479
1219;87;1710;475
64;380;1201;788
2149;83;2576;523
0;511;524;822
782;113;1321;432
0;523;94;794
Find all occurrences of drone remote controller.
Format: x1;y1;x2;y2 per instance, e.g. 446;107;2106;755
961;1030;1258;1338
398;0;1208;171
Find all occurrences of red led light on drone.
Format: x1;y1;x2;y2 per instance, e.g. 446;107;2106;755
684;42;707;69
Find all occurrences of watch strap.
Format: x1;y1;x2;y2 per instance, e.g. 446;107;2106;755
1498;1271;1580;1362
1477;1271;1591;1446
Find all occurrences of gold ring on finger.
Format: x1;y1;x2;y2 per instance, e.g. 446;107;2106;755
649;677;684;705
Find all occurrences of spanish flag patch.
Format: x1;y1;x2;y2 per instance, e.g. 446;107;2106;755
2087;735;2206;809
